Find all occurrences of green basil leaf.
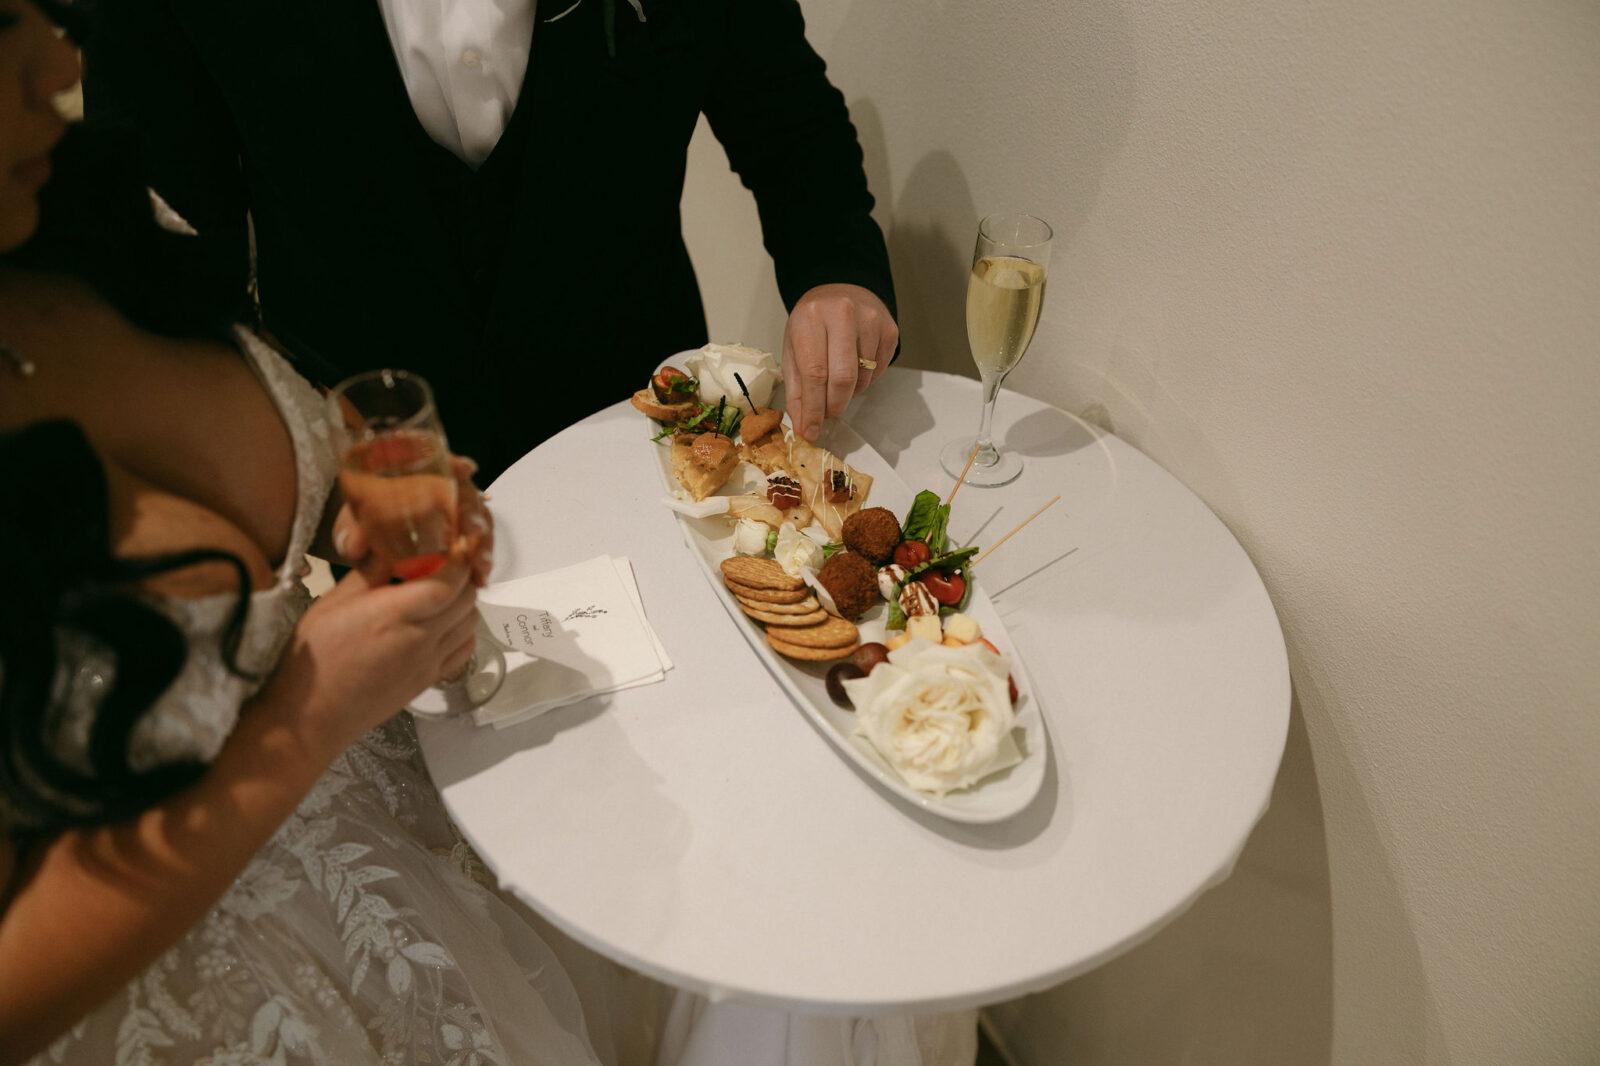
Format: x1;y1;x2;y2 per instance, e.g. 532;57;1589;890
681;404;717;431
901;490;943;542
928;502;952;553
905;545;979;581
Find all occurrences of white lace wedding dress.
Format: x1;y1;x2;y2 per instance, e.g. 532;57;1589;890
26;331;975;1066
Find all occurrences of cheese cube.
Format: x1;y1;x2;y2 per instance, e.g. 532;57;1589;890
942;613;981;645
905;615;943;644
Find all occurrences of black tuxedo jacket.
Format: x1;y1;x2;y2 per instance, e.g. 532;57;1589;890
84;0;895;479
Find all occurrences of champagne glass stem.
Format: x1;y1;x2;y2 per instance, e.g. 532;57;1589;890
972;368;1010;467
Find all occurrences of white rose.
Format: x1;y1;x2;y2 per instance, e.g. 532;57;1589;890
732;517;772;557
684;343;781;412
843;640;1020;796
773;522;823;576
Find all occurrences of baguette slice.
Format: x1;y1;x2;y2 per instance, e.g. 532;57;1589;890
631;388;699;424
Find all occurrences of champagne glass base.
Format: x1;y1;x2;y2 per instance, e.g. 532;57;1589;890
407;635;507;719
940;436;1023;487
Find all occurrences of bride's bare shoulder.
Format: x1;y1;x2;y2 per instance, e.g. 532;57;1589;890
0;270;255;423
0;271;286;593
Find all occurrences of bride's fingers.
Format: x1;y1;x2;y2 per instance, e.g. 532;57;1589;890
438;632;478;680
331;504;368;565
435;578;481;634
388;559;474;620
451;455;494;586
459;514;493;587
331;502;395;584
439;607;480;658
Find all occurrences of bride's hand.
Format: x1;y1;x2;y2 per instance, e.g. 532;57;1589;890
265;559;481;755
331;455;493;588
451;457;494;588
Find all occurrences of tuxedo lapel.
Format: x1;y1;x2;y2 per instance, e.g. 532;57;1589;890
306;0;478;334
477;0;585;354
174;0;477;350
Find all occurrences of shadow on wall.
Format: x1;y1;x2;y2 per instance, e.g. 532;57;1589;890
886;146;977;379
1281;640;1450;1063
847;98;969;378
827;0;1140;391
985;702;1336;1065
847;99;975;379
850;95;985;380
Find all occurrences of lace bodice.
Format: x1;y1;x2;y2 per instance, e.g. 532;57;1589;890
126;327;338;769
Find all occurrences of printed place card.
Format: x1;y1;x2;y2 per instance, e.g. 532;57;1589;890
472;555;670;728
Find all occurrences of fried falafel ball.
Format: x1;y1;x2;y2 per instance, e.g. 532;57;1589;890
840;506;902;566
816;551;879;621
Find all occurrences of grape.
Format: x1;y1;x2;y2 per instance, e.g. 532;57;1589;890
850;642;890;675
826;662;865;708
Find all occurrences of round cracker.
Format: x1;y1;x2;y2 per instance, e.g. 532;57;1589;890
725;579;809;604
766;631;858;661
769;616;859;649
742;604;829;626
720;556;805;591
735;594;820;615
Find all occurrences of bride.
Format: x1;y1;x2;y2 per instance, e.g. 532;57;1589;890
0;4;613;1062
0;3;974;1063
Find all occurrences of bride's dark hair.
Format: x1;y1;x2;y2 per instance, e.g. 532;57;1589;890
1;119;248;343
2;0;248;342
0;422;258;831
0;6;260;831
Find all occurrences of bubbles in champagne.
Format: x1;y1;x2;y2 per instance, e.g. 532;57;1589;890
966;255;1046;375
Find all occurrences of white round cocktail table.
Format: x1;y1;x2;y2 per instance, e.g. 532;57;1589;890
417;368;1289;1014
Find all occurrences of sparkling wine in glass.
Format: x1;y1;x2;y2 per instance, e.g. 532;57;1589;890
939;213;1053;488
328;369;504;715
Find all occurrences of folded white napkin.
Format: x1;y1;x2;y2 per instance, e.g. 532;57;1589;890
472;555;671;728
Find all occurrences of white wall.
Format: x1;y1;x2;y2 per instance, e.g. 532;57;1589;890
680;1;1600;1063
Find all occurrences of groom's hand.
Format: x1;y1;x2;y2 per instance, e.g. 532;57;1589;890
781;284;897;442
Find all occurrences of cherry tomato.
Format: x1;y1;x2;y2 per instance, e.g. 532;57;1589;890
653;366;694;401
893;540;931;569
922;570;965;606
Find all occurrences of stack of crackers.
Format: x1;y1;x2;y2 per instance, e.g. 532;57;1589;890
719;557;860;662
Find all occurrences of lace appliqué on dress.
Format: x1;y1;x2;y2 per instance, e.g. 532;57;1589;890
32;334;604;1066
124;328;337;772
40;721;573;1066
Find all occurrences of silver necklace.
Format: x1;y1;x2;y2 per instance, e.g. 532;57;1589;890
0;334;35;377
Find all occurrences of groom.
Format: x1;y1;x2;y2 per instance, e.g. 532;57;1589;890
83;0;899;480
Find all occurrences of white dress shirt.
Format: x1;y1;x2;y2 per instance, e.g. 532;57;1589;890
376;0;538;167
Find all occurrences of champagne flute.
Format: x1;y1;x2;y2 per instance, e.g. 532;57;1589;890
328;369;504;716
938;213;1053;488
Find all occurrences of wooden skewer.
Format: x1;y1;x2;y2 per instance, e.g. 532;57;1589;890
945;443;982;506
972;495;1061;566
